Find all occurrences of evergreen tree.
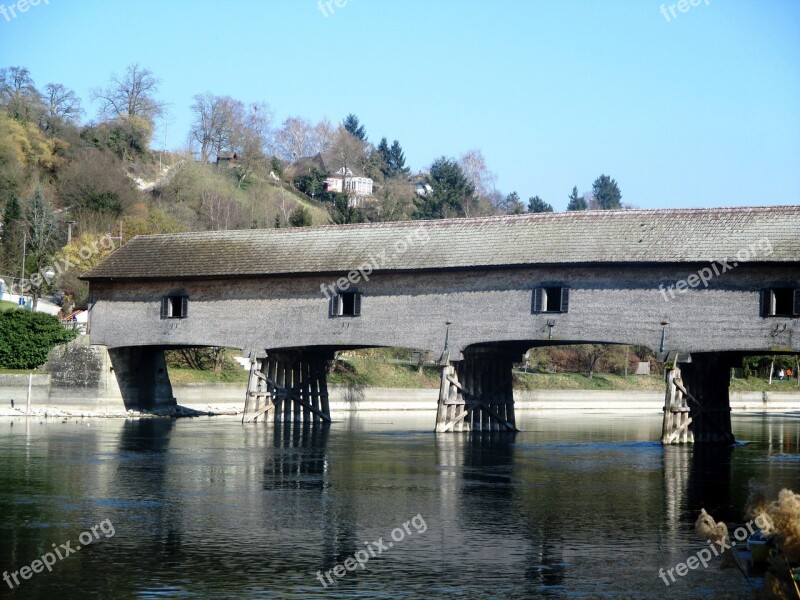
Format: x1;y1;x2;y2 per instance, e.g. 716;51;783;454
2;196;22;271
269;156;283;178
566;186;587;211
527;195;553;213
293;167;328;199
592;174;622;210
415;157;475;219
329;193;364;224
342;114;367;141
388;140;409;176
288;205;312;227
377;137;392;178
376;137;409;178
504;191;525;214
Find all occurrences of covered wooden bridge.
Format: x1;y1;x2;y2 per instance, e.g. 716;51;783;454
82;206;800;443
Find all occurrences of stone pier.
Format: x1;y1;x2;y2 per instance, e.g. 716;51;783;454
662;353;734;445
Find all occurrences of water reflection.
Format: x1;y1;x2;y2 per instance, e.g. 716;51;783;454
260;421;359;571
0;412;797;598
263;421;330;491
436;432;569;591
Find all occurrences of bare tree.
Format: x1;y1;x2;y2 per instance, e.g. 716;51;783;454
190;94;243;162
231;127;267;188
209;96;242;159
231;101;273;187
311;118;336;155
190;94;273;186
0;66;37;96
324;126;367;192
200;188;242;230
242;101;273;149
24;188;62;309
458;149;497;199
189;93;221;163
40;83;82;133
173;347;227;373
91;63;165;124
0;66;43;122
275;117;317;162
42;83;82;121
577;344;611;379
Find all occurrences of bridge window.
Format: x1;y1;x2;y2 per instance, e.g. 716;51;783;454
761;288;800;318
330;291;361;317
161;295;188;319
532;286;569;314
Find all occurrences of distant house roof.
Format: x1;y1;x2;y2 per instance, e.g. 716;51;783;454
287;153;328;178
82;206;800;281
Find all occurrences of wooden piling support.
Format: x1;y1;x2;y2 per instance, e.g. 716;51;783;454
319;357;330;417
243;350;332;425
661;366;692;444
661;353;734;444
436;348;520;433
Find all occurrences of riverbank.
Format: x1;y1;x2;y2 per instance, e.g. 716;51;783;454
170;364;800;392
1;378;799;418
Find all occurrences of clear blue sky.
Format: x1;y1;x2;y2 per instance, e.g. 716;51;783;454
1;0;798;210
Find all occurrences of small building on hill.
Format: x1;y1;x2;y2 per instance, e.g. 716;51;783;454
215;152;238;166
287;154;374;204
324;167;374;199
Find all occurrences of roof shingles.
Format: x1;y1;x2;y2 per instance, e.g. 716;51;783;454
83;206;800;281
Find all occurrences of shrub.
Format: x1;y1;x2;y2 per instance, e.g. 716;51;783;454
0;309;77;369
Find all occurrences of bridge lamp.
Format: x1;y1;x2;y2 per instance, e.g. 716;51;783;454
546;319;556;340
659;319;670;353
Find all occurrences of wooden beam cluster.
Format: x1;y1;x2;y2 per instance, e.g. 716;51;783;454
243;352;331;424
661;366;693;444
436;348;519;433
662;353;735;444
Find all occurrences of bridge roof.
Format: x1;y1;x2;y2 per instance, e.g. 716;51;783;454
83;206;800;281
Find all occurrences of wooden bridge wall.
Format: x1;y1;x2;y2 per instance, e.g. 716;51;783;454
87;264;799;355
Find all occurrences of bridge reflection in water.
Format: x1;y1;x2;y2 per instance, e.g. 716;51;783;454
0;414;798;597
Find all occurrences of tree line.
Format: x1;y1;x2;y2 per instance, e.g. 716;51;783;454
0;62;629;310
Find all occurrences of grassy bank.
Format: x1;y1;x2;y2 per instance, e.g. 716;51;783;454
328;357;441;388
729;377;800;392
165;357;800;393
168;366;249;384
513;372;665;391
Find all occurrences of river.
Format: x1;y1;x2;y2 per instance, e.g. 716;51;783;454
1;411;798;599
